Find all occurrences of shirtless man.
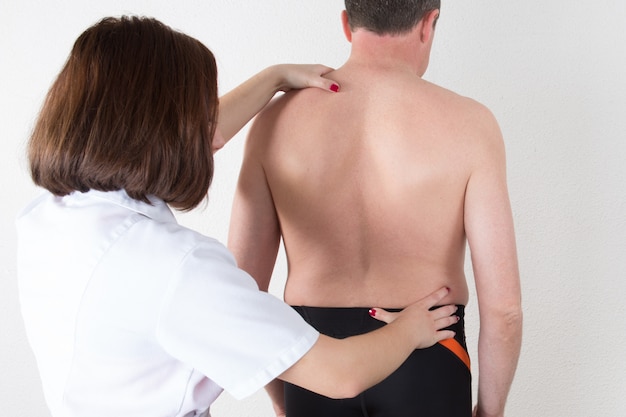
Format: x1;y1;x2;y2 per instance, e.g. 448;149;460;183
229;1;522;416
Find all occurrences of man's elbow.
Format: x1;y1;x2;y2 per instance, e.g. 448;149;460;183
502;308;523;338
482;304;523;335
501;299;523;323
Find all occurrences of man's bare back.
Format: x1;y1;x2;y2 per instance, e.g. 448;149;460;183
233;65;501;308
230;6;521;415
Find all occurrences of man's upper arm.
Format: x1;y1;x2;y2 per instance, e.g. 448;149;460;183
228;116;281;291
464;108;521;313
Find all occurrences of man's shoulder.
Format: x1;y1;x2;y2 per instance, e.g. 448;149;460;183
247;89;320;145
422;79;493;116
250;91;298;128
416;80;503;154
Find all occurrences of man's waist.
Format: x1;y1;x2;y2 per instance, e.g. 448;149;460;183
290;304;466;343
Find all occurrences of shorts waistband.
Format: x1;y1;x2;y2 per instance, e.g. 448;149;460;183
291;305;465;320
291;305;465;340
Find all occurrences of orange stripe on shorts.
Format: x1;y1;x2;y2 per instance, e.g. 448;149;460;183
438;338;471;371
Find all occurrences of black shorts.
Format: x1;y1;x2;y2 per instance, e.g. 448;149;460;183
284;305;472;417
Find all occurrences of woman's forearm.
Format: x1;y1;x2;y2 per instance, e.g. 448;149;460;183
264;379;286;416
279;328;415;399
216;66;284;146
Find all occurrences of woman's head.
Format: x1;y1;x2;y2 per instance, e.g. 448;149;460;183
29;16;218;211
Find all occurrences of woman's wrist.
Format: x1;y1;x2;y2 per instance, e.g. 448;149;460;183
263;64;290;93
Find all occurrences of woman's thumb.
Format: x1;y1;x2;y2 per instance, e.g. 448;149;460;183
368;308;397;324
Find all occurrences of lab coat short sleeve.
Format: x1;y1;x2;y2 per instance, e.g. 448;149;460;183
156;239;319;399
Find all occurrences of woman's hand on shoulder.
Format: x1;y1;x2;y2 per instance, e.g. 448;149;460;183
268;64;340;93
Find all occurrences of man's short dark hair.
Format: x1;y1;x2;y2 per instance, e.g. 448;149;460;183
345;0;440;35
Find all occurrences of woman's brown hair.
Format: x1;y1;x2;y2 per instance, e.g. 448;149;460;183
28;16;218;211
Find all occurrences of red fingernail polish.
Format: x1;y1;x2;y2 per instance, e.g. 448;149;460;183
330;83;340;92
369;308;376;317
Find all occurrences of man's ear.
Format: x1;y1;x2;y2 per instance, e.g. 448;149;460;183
341;10;353;42
420;9;439;43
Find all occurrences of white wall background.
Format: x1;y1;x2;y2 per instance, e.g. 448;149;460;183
1;1;625;416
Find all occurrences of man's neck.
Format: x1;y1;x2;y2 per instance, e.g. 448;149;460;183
345;29;428;76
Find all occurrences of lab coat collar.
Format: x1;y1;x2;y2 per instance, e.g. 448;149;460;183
80;189;177;224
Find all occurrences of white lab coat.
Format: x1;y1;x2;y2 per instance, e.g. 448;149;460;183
17;189;318;417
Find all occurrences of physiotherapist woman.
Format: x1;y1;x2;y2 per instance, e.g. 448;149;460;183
17;16;458;417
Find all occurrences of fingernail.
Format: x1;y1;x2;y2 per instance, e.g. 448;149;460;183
369;308;376;317
456;315;460;322
330;83;340;92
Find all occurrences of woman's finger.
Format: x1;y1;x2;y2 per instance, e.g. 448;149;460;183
436;313;460;330
279;64;340;93
304;72;340;92
434;330;456;342
304;77;340;92
310;64;340;92
418;286;451;309
432;304;458;320
367;308;397;324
